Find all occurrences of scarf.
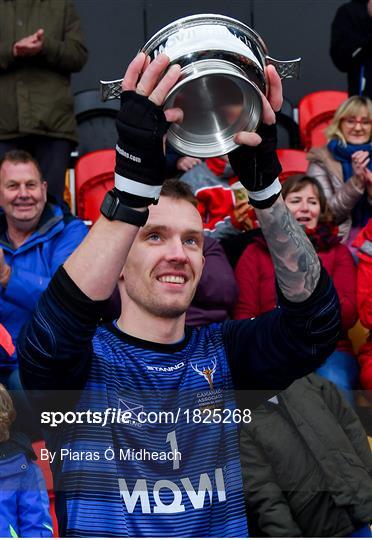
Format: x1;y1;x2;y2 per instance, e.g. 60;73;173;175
304;222;341;252
327;139;372;227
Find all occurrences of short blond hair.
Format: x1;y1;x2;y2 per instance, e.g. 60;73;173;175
325;95;372;144
0;384;16;442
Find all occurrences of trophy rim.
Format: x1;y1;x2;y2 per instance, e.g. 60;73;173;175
138;14;267;158
141;13;268;57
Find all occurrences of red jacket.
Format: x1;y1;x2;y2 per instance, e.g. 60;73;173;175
353;219;372;330
352;219;372;393
358;340;372;394
234;234;358;352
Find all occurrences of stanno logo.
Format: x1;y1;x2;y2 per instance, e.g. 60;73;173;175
147;362;185;372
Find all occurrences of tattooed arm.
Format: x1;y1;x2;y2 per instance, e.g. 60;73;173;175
256;195;320;302
228;67;320;302
229;67;319;302
224;195;338;396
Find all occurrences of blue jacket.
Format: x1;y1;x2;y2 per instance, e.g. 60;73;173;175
0;433;53;538
0;203;88;370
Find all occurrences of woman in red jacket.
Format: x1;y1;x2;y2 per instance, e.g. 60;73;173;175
234;174;359;402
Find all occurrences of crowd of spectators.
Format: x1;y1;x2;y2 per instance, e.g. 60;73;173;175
177;92;371;415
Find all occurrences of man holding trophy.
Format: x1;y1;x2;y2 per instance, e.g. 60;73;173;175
18;40;340;538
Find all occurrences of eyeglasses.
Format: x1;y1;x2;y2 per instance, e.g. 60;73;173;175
342;117;371;128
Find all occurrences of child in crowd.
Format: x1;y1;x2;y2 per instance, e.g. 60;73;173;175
0;384;53;537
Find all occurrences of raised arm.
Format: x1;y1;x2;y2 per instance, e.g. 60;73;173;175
229;66;320;302
255;199;320;302
64;53;182;300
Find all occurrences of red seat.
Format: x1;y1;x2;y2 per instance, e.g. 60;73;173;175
298;90;348;150
74;149;115;223
276;149;308;182
32;440;59;537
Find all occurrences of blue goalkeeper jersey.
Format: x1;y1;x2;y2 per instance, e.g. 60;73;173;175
57;323;248;537
18;266;340;537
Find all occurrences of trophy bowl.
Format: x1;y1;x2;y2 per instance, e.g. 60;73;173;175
100;14;301;157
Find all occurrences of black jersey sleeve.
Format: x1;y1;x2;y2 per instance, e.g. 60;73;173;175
18;266;109;403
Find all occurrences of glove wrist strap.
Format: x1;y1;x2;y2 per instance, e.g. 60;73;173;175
115;172;162;200
248;178;282;209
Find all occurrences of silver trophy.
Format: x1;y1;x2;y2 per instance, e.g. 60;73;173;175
100;14;300;157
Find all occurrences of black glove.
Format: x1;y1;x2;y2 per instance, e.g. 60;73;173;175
228;123;282;209
114;91;170;208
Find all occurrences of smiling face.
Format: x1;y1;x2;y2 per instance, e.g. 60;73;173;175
121;196;205;320
284;183;321;229
340;105;371;145
0;160;47;231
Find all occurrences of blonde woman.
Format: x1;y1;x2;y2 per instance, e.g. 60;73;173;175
0;384;53;537
307;95;372;244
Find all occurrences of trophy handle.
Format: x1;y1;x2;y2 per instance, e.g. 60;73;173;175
100;57;301;101
265;56;301;80
100;79;123;101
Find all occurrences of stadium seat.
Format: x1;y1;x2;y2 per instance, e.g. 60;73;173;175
74;149;115;223
276;149;308;182
277;97;301;149
298;90;348;150
74;89;119;157
67;90;118;214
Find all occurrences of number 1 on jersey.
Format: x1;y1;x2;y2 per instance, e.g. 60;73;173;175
166;430;180;470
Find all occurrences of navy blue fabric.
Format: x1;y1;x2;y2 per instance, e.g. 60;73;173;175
327;140;372;182
17;265;340;537
349;524;372;537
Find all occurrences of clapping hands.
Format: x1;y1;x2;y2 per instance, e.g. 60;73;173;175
13;28;44;58
352;150;371;187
